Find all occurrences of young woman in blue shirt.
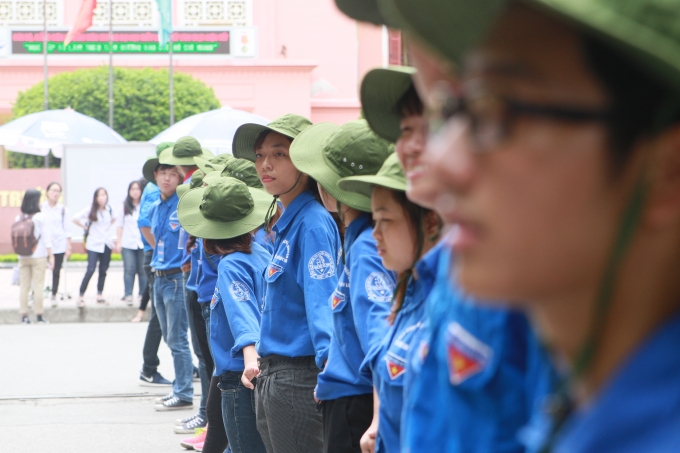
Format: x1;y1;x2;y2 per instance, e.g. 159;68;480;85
339;154;441;453
178;176;274;453
289;120;395;453
232;114;342;453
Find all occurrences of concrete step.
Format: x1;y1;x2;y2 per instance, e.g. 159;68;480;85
0;305;151;324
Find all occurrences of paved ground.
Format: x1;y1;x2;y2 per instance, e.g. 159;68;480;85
0;322;203;452
0;264;150;324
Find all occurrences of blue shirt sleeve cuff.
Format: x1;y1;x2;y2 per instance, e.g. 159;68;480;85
231;333;259;357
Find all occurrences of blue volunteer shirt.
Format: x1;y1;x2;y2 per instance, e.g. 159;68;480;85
197;242;223;303
367;244;439;453
253;227;275;254
316;213;396;400
185;238;202;292
521;312;680;453
210;242;271;376
149;193;183;270
258;190;341;370
402;246;557;453
138;182;160;253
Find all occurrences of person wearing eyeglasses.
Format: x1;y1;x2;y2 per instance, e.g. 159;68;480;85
337;0;680;452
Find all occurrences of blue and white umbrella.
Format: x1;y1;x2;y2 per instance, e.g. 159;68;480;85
150;106;269;155
0;108;127;157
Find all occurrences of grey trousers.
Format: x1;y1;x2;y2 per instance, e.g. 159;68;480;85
255;355;323;453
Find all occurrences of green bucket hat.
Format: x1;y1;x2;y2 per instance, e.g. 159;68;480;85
361;66;418;143
177;177;274;240
201;157;264;189
334;0;386;25
177;169;205;197
338;152;406;198
290;120;394;212
142;147;174;184
194;156;228;175
161;136;215;166
377;0;680;93
232;114;313;162
156;141;175;157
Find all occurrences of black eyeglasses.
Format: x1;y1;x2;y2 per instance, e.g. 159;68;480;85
427;81;612;152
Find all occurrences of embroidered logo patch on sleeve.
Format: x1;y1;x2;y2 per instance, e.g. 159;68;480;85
331;290;345;310
210;288;220;308
169;210;180;231
229;281;251;302
445;322;493;385
308;251;335;280
385;353;407;380
365;272;395;302
267;263;283;278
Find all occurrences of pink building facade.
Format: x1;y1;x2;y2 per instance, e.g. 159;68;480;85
0;0;387;124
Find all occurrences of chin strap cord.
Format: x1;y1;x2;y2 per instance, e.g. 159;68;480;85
264;172;303;233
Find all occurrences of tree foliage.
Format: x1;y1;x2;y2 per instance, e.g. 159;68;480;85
9;67;221;168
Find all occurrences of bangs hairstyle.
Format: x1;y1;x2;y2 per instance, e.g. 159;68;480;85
203;233;253;256
254;129;293;151
396;84;424;119
386;189;438;324
155;163;180;174
124;180;142;216
88;187;108;223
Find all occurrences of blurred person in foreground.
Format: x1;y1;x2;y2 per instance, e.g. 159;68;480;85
357;0;680;451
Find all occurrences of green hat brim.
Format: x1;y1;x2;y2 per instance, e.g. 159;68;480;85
384;0;680;94
338;173;407;198
161;149;215;166
176;183;191;198
142;157;159;184
177;185;274;240
334;0;388;25
361;67;417;143
232;124;297;162
194;156;226;174
290;123;373;212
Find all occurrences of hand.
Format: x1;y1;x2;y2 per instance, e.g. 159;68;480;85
65;248;72;261
241;360;260;389
314;391;321;403
360;424;378;453
48;255;55;270
115;242;122;254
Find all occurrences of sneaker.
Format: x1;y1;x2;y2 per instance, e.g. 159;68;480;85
194;441;204;452
21;315;30;324
50;295;58;308
155;396;193;411
180;427;206;450
122;295;133;306
176;413;200;426
36;315;49;324
174;415;206;434
193;366;200;382
139;371;172;387
154;392;174;403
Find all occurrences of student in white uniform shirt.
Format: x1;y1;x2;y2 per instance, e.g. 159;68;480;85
72;187;115;307
116;180;147;306
41;182;72;307
17;189;54;324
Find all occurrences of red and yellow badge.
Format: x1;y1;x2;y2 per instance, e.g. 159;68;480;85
445;322;492;385
386;359;406;380
331;291;345;310
268;263;283;278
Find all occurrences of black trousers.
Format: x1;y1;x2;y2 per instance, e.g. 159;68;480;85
79;246;111;296
322;394;374;453
200;302;228;453
141;250;162;376
51;253;65;296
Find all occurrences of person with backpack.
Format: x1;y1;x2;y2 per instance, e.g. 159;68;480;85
14;189;54;324
116;180;147;306
72;187;115;307
40;182;72;308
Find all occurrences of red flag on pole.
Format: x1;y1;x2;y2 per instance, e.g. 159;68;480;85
64;0;97;46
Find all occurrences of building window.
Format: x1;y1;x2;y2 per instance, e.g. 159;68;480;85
0;0;62;26
92;0;157;27
178;0;251;27
388;29;411;67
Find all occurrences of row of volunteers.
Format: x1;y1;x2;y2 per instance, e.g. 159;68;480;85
138;0;680;451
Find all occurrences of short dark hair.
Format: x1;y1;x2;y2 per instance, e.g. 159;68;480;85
582;35;680;171
396;84;424;119
155;163;177;173
203;234;253;256
20;189;41;215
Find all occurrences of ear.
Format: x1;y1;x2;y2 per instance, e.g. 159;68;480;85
645;123;680;228
423;210;442;241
